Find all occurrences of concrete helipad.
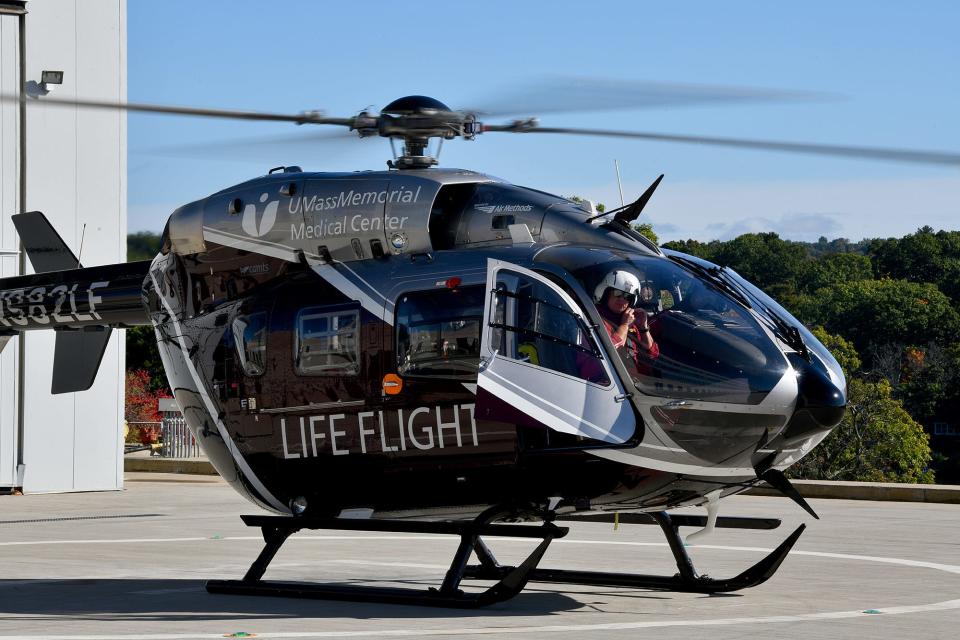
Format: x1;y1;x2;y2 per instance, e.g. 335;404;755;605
1;473;957;640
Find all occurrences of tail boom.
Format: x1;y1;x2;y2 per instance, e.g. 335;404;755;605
0;261;151;331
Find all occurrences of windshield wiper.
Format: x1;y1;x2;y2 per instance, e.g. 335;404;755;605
667;255;752;310
669;255;810;359
713;268;810;360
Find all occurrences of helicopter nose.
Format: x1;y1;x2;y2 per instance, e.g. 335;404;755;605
780;353;847;443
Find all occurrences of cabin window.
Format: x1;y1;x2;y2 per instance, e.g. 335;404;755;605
232;312;268;377
295;307;360;376
490;274;608;385
396;285;484;379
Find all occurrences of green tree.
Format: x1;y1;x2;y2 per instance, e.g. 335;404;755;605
898;343;960;426
127;231;162;261
868;227;960;305
126;232;165;389
792;378;934;483
660;238;714;260
709;232;810;297
632;222;658;244
801;253;873;293
799;279;960;355
810;326;861;376
804;235;871;258
126;325;168;393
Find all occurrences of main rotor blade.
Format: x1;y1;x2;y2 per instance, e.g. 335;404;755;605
462;77;834;118
485;125;960;167
0;93;354;126
137;129;369;163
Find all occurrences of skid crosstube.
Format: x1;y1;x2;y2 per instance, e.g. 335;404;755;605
205;507;568;608
206;509;806;607
465;512;806;594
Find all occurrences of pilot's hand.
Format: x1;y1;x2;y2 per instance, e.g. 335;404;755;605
620;308;635;326
635;309;650;330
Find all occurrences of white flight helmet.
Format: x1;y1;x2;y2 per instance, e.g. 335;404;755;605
593;269;641;303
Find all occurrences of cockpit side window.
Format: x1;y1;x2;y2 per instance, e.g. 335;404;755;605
490;273;609;386
396;285;484;379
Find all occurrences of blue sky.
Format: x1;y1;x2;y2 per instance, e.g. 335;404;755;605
128;1;959;242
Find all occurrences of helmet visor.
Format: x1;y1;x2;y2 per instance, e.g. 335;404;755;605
608;287;639;307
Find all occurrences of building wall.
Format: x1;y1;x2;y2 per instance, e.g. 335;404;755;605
0;0;127;493
0;8;22;488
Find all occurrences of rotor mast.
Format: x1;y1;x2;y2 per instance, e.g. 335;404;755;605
353;95;478;169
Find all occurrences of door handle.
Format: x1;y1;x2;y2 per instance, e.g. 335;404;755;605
478;350;498;373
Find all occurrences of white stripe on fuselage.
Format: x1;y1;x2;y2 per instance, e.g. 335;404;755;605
309;261;394;325
149;269;288;512
202;226;300;262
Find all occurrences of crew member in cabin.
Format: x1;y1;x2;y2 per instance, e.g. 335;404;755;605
587;269;660;382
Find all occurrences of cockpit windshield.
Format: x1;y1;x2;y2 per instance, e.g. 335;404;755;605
545;248;788;404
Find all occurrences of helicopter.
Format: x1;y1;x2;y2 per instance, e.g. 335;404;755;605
1;86;957;607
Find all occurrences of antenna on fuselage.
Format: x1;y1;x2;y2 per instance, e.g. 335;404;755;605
614;159;625;208
76;223;87;268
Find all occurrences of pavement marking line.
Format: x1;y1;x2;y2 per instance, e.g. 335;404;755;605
4;534;958;577
1;599;960;639
0;537;209;547
324;559;450;570
3;534;959;578
2;534;959;638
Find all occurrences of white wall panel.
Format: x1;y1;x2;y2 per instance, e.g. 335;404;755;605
0;13;21;488
72;0;125;490
21;0;80;493
18;0;126;493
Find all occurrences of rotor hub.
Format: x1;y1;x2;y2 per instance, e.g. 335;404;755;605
353;95;475;169
381;95;453;115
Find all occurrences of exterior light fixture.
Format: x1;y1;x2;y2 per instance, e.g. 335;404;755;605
39;70;64;93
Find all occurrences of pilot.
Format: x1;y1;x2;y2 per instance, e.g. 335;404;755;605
593;269;660;377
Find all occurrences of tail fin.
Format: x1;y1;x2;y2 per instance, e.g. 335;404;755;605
11;211;83;272
11;211;113;394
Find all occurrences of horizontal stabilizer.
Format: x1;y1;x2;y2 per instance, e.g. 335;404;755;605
52;327;112;394
11;211;82;272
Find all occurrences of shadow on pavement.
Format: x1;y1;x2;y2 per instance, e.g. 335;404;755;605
0;578;587;621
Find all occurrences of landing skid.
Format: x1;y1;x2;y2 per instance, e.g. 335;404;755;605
206;509;805;607
465;512;805;594
206;507;567;608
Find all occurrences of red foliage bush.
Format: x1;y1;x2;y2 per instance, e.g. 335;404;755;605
125;369;171;444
